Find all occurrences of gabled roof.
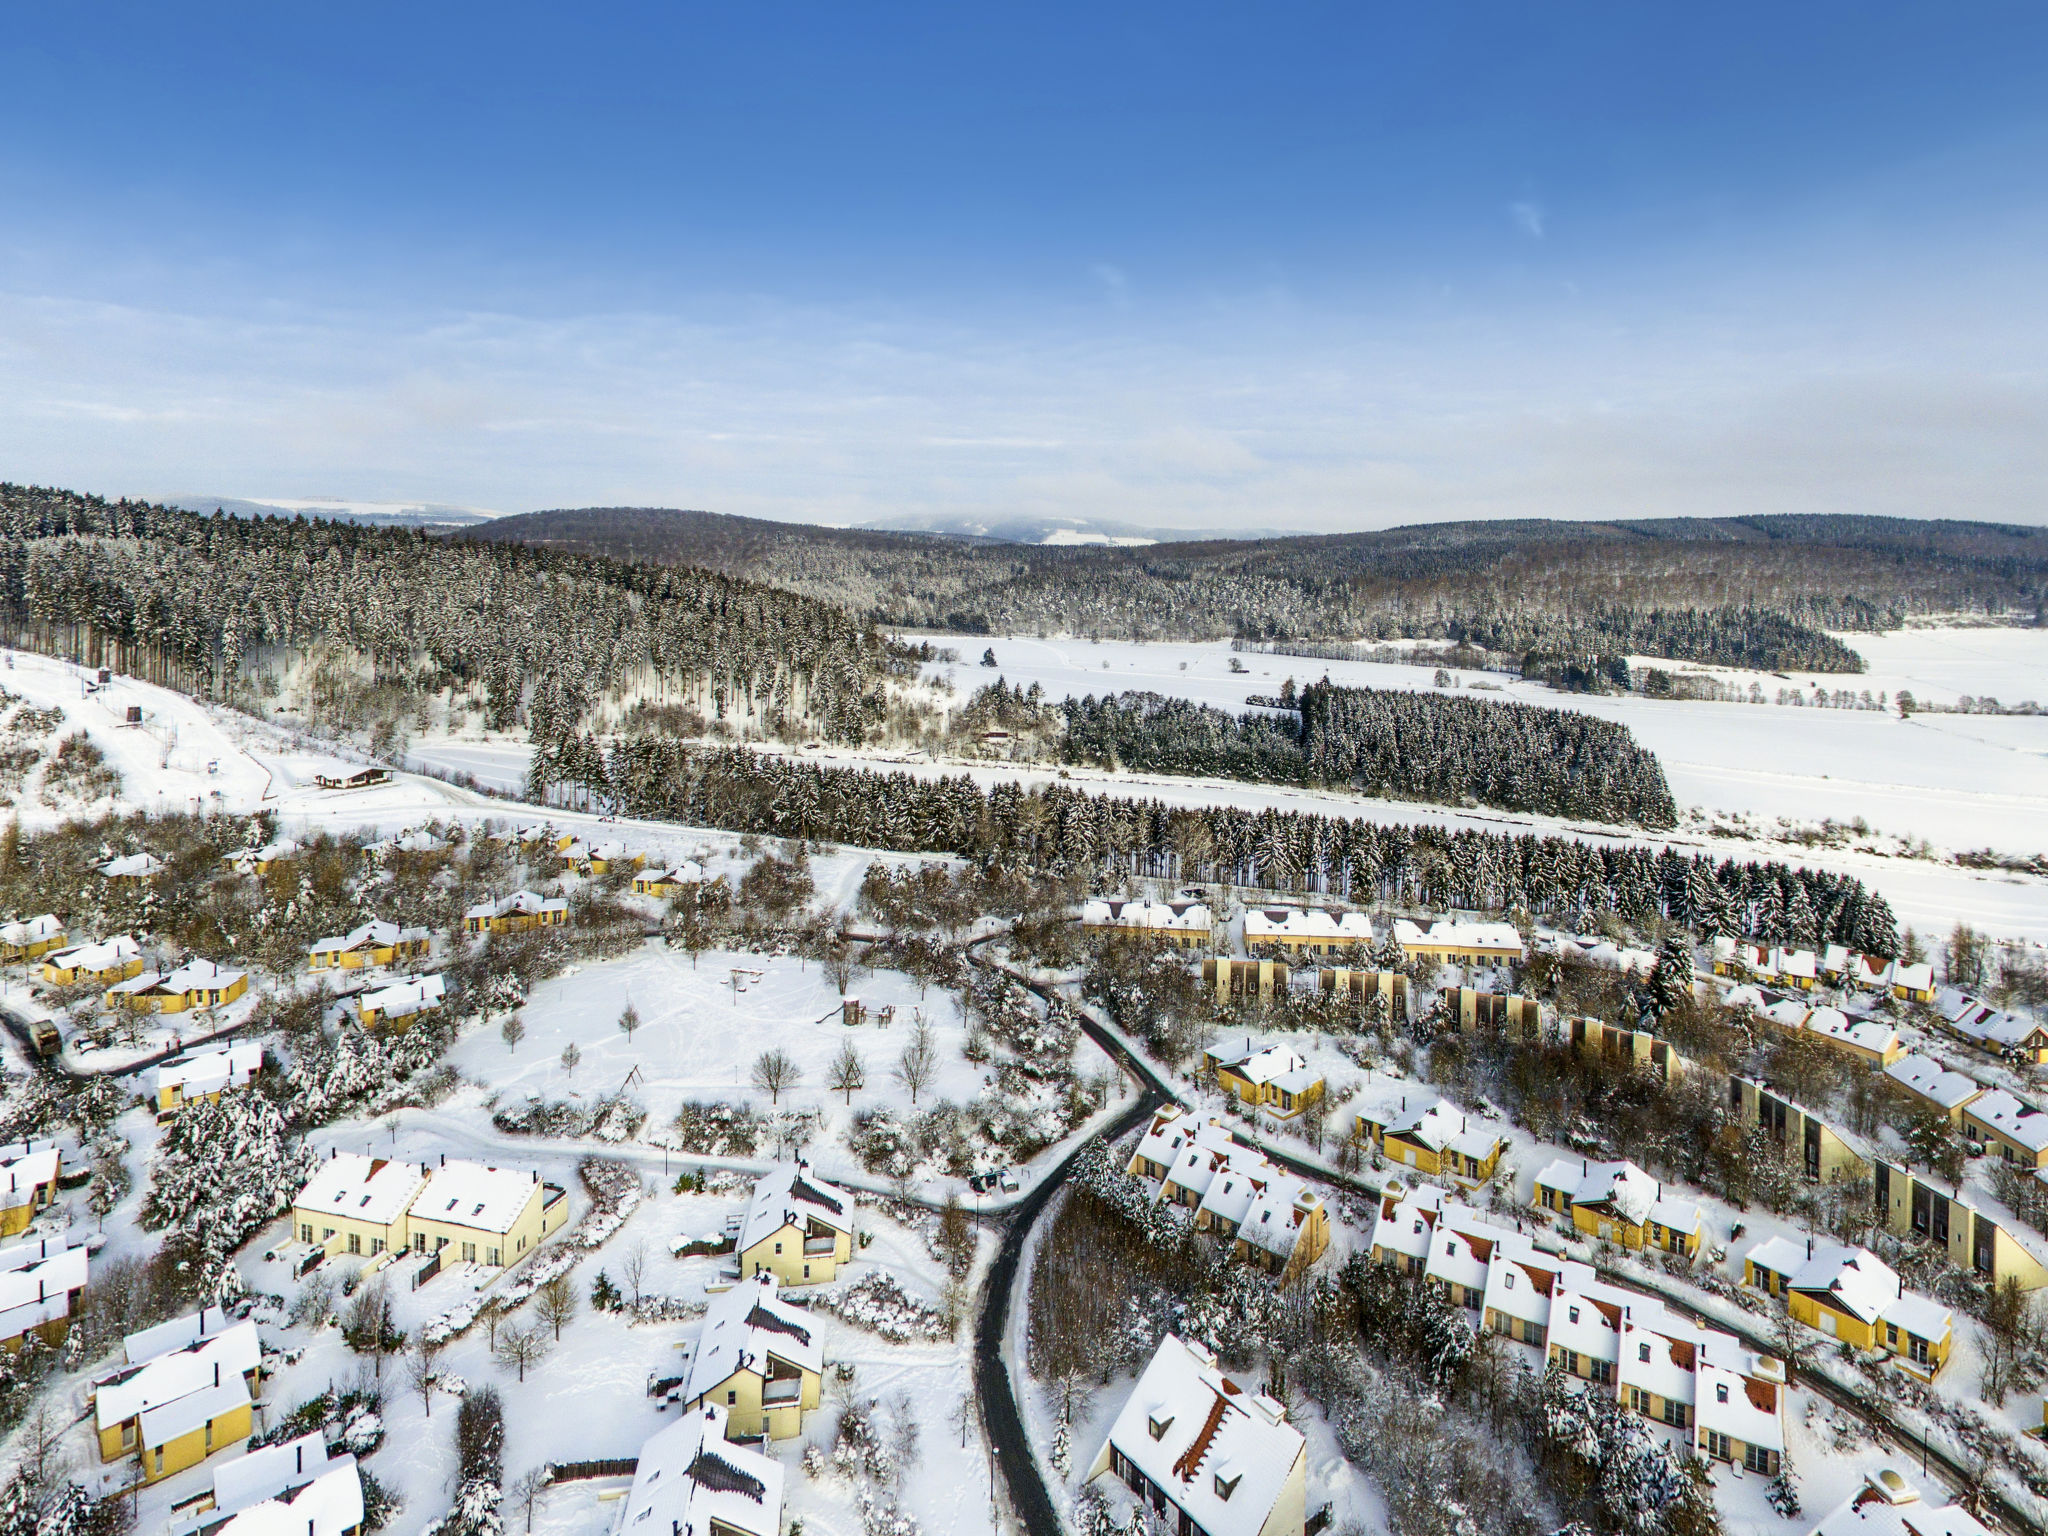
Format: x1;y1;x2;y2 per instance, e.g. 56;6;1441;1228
1533;1158;1695;1231
1082;897;1214;934
464;890;567;921
1808;1472;1993;1536
413;1160;542;1236
156;1042;263;1098
0;1242;87;1340
1205;1040;1312;1089
198;1458;362;1536
1883;1055;1983;1113
0;915;61;945
110;958;247;999
1694;1356;1784;1454
618;1406;784;1536
359;974;446;1019
684;1275;822;1404
96;1319;259;1430
98;853;163;878
1786;1244;1900;1326
738;1163;852;1255
292;1154;430;1226
46;934;140;972
1098;1336;1303;1536
308;919;428;956
1964;1090;2048;1154
123;1305;233;1366
1392;918;1524;954
210;1432;344;1516
1241;906;1371;944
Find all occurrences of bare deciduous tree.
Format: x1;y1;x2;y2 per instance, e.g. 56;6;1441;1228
619;1240;649;1309
494;1320;551;1382
405;1337;445;1418
894;1020;939;1105
828;1038;867;1104
560;1042;582;1078
752;1048;800;1104
618;1002;641;1043
509;1468;552;1534
500;1014;526;1054
536;1274;580;1341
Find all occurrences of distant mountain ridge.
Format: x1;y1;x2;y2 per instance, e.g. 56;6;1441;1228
166;495;495;529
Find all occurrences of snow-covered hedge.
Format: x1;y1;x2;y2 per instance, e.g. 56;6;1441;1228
812;1272;951;1343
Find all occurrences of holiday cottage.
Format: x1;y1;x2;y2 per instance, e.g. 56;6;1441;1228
179;1433;363;1536
105;958;249;1014
0;915;63;963
1131;1109;1330;1283
154;1043;263;1116
1960;1090;2048;1168
97;853;163;881
356;974;446;1030
682;1274;823;1440
1532;1158;1704;1257
1355;1093;1505;1185
40;933;143;986
1882;1055;1985;1124
306;919;431;971
1088;1334;1308;1536
633;862;705;898
93;1312;261;1482
0;1238;87;1352
737;1163;855;1285
1742;1238;1952;1378
462;891;569;936
582;840;645;874
1202;1040;1323;1118
614;1406;784;1536
226;839;301;874
0;1142;61;1236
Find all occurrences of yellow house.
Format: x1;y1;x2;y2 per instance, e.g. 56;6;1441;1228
462;891;569;936
224;839;300;874
1201;956;1287;1005
1392;918;1526;967
1743;1238;1951;1378
40;934;144;986
682;1275;823;1440
292;1154;431;1261
1960;1090;2048;1169
0;1143;61;1237
583;840;646;875
1203;1038;1324;1118
93;1312;261;1483
1231;1177;1331;1284
357;975;445;1031
1079;897;1214;949
307;920;431;971
738;1163;855;1285
1533;1158;1703;1257
0;1239;88;1352
1874;1160;2048;1294
105;959;248;1015
1357;1096;1506;1185
1882;1054;1984;1125
1726;1077;1872;1185
405;1159;567;1268
1241;904;1375;955
154;1044;263;1117
633;861;705;898
0;916;64;963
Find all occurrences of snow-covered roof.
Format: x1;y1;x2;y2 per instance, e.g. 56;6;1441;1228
123;1305;233;1367
199;1458;362;1536
292;1154;430;1226
1742;1235;1811;1283
1721;983;1765;1012
1770;947;1818;981
308;919;428;957
1481;1251;1562;1329
1097;1335;1303;1536
0;1144;59;1207
1855;955;1897;987
738;1163;854;1254
139;1374;250;1450
1892;962;1934;992
685;1274;822;1405
1801;1007;1899;1057
616;1405;783;1536
1533;1158;1693;1232
156;1042;263;1100
0;915;60;946
1785;1244;1901;1327
1618;1316;1704;1409
1235;1174;1322;1262
233;839;301;866
1241;906;1371;945
209;1433;346;1517
1883;1055;1983;1113
98;853;162;879
1693;1357;1784;1454
1131;1107;1240;1176
1808;1471;1993;1536
1881;1291;1952;1344
1965;1090;2048;1154
109;958;246;999
0;1242;86;1340
465;890;568;921
1391;918;1524;956
413;1160;543;1235
1547;1283;1627;1368
97;1319;259;1430
360;974;446;1019
1205;1040;1313;1089
1081;897;1214;935
45;934;140;972
1367;1187;1443;1264
641;861;705;885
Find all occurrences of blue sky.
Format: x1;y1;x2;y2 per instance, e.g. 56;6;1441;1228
4;3;2048;529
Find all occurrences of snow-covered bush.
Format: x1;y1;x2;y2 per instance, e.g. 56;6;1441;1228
812;1272;952;1343
492;1093;645;1141
667;1100;764;1157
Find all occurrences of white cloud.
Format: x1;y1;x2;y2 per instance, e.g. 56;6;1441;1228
1510;200;1546;239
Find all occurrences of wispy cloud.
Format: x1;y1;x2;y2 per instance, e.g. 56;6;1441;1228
1509;200;1546;239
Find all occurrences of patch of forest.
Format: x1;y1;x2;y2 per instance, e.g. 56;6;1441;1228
467;504;2048;654
528;730;1899;955
1056;680;1678;827
0;483;896;744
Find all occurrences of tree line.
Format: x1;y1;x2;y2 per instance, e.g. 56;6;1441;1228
0;483;894;743
526;731;1898;954
1057;679;1678;827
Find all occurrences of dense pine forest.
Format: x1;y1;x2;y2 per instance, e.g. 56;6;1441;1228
0;484;893;742
470;504;2048;658
527;731;1898;954
1056;680;1678;827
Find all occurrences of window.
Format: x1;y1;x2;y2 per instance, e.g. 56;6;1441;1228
370;1239;385;1256
205;1421;213;1450
1638;1343;1651;1363
120;1422;135;1448
348;1232;361;1256
461;1242;477;1262
1663;1402;1688;1429
1590;1360;1614;1386
1704;1431;1732;1462
322;1227;335;1242
727;1391;737;1405
1148;1414;1174;1441
1568;1307;1580;1325
1213;1473;1240;1502
1628;1387;1649;1415
300;1225;313;1244
1715;1384;1729;1404
1744;1445;1775;1475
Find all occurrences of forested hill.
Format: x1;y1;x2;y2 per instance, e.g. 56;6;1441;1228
466;506;2048;659
1056;682;1678;828
0;484;893;742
